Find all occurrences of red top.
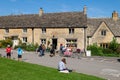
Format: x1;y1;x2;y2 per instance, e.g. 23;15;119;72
6;47;12;53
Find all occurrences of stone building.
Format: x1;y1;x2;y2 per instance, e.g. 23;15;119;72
0;7;87;50
87;11;120;48
0;6;120;51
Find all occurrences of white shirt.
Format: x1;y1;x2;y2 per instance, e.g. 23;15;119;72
58;61;66;71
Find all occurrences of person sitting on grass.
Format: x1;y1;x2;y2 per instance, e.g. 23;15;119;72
58;58;72;73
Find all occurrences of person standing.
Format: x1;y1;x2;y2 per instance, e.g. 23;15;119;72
17;47;23;61
49;44;55;57
6;45;12;59
42;44;46;56
38;44;43;57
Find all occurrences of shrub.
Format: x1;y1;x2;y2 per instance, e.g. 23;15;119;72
0;38;13;48
15;43;39;51
87;44;103;56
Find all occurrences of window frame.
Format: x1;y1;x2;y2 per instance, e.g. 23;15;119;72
42;27;46;33
23;28;27;33
69;28;74;34
22;37;27;43
41;39;46;44
5;28;9;33
101;30;106;36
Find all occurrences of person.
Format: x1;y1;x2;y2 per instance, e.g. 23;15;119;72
38;44;43;57
58;58;72;73
49;44;55;57
42;44;46;56
6;45;12;59
17;47;23;61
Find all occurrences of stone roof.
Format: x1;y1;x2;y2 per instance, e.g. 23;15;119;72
87;18;120;37
0;12;87;28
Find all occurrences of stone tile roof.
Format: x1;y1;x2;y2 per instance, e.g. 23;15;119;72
0;12;87;28
39;12;87;27
87;18;120;37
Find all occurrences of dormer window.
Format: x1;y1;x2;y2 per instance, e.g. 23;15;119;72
5;28;9;33
101;30;106;36
23;28;27;33
42;27;46;33
69;28;74;34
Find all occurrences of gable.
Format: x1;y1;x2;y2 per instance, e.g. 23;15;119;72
92;21;114;37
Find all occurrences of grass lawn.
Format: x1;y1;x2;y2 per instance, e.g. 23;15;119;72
0;58;105;80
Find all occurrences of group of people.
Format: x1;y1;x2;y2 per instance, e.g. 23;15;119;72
5;44;73;73
6;45;23;61
60;44;76;57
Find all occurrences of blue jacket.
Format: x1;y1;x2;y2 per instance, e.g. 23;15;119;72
17;48;23;55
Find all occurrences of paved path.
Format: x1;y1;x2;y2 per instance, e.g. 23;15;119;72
0;49;120;80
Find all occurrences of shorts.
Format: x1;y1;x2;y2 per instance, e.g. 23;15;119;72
7;53;11;57
18;55;22;58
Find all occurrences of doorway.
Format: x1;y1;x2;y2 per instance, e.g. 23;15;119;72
52;38;57;49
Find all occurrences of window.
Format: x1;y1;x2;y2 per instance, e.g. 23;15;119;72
23;37;27;43
100;43;109;48
66;39;77;47
5;28;9;33
42;28;46;33
41;39;46;44
101;30;106;36
23;28;27;33
69;28;74;34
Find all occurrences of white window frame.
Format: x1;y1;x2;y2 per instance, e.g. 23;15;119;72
101;30;106;36
41;39;46;44
69;28;74;34
22;37;27;43
42;28;46;33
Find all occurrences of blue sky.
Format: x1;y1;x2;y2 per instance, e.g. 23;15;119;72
0;0;120;17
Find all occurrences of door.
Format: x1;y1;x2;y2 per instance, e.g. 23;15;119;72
52;38;57;49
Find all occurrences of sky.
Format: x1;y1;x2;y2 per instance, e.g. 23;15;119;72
0;0;120;18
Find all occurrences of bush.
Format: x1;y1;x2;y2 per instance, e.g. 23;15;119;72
15;43;39;51
87;44;103;56
0;39;13;48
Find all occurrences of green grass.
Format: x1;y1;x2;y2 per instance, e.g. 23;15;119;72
0;58;105;80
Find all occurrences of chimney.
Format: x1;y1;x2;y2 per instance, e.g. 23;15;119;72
112;11;119;21
39;8;44;17
83;5;87;15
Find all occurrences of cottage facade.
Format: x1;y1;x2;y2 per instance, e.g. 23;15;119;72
0;7;87;50
0;7;120;51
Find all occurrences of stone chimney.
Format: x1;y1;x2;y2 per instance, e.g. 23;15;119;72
83;5;87;15
112;11;119;21
39;8;44;17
